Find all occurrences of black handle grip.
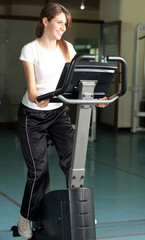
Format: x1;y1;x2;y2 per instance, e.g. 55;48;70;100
107;56;127;96
37;54;95;102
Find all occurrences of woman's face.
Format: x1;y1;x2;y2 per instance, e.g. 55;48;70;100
45;12;67;40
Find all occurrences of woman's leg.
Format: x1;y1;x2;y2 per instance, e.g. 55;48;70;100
48;106;74;185
18;105;48;221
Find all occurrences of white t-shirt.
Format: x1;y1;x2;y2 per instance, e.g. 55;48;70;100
19;39;76;110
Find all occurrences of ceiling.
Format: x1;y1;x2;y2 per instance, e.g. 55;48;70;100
0;0;100;11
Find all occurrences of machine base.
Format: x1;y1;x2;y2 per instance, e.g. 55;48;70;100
32;187;96;240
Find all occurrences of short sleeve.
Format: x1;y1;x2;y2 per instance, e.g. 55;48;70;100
19;42;35;63
66;41;77;60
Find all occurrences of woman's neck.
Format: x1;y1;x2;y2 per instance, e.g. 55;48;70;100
37;36;57;51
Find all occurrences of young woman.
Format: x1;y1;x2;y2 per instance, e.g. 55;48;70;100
17;3;76;239
17;2;107;239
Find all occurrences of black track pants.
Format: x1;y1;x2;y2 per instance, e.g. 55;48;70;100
18;104;74;221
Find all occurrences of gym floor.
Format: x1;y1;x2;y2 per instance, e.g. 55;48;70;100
0;128;145;240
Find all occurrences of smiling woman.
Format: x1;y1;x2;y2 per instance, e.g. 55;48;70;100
37;13;67;49
17;3;76;239
35;2;72;62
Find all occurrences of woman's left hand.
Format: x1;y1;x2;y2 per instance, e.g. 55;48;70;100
35;99;50;108
94;96;109;108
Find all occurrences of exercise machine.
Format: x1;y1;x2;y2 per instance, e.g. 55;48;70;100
11;54;127;239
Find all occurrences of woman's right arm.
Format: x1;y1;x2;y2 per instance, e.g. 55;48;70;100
22;60;38;103
22;61;50;108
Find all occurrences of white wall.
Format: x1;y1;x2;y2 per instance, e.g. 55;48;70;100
99;0;121;22
99;0;145;128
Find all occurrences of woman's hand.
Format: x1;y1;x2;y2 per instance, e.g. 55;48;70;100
94;96;109;108
35;99;50;108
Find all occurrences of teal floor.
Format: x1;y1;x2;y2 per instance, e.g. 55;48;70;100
0;128;145;239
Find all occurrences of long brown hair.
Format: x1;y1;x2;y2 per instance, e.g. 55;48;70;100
35;3;72;62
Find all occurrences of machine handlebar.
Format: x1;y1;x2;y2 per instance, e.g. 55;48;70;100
37;54;127;104
107;56;127;97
